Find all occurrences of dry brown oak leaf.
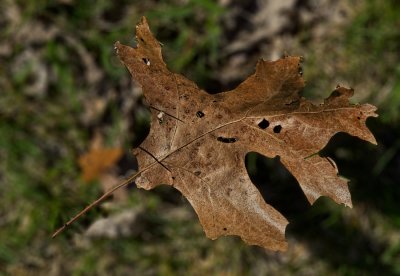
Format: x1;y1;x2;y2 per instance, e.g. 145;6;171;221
78;134;123;183
115;17;377;251
78;148;123;182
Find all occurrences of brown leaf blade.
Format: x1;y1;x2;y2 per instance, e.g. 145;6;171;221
115;17;377;251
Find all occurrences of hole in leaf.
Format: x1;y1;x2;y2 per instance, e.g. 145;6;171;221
196;111;205;118
298;66;303;76
223;227;227;231
258;119;270;129
273;125;282;133
157;111;164;124
194;171;201;176
142;58;150;66
217;137;237;143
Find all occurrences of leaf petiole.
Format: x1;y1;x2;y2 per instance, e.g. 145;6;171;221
51;171;141;238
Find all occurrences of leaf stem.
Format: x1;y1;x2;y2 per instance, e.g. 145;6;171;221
51;171;140;238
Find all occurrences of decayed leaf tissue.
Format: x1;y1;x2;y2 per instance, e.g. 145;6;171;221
113;17;378;251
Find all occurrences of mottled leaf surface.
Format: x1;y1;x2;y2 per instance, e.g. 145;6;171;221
115;17;377;251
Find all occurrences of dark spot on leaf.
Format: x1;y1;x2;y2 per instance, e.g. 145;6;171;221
273;125;282;133
331;90;341;97
196;111;205;118
357;116;361;120
194;171;201;176
258;119;270;129
285;100;299;106
217;137;237;143
223;227;227;231
172;176;176;180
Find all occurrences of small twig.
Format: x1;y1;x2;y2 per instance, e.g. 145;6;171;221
52;171;140;238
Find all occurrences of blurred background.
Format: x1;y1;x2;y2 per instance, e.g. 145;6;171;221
1;0;399;274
